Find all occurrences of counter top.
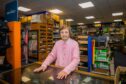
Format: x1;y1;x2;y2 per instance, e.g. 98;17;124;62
0;62;114;84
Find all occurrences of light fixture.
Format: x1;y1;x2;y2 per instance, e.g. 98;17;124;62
114;19;122;22
77;23;84;25
18;6;31;12
85;16;95;19
49;9;63;14
65;19;74;22
79;1;94;8
112;12;123;16
94;21;101;24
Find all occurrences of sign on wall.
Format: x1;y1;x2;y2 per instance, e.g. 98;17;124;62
5;0;18;22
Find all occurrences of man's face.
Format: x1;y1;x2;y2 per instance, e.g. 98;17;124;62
60;28;70;41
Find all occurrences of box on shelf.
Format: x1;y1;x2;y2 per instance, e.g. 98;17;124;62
94;62;110;70
31;14;41;23
95;56;109;61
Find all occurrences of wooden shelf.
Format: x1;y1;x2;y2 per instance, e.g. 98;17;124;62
47;42;53;44
78;41;88;44
53;37;60;39
95;60;109;63
80;56;88;62
47;49;51;50
110;32;123;34
40;29;46;31
78;36;88;39
29;54;38;58
95;47;107;50
47;28;53;29
40;35;46;37
80;55;87;56
39;47;46;49
45;31;51;33
47;39;53;40
80;47;87;51
35;14;60;61
47;23;53;26
47;36;53;38
92;68;110;75
78;66;88;69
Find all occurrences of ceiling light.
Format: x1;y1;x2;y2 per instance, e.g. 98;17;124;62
77;23;84;25
66;19;74;22
49;9;63;14
112;12;123;16
85;16;95;19
114;19;122;22
18;6;31;12
79;1;94;8
94;21;101;24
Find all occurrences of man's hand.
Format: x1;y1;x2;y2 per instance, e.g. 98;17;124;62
57;71;69;79
33;65;47;72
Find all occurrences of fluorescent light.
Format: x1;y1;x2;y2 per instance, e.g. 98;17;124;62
112;12;123;16
94;21;101;24
114;19;122;22
79;1;94;8
49;9;63;14
77;23;84;25
85;16;95;19
66;19;74;22
18;6;31;12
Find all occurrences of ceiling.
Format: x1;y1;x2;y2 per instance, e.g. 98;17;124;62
1;0;126;25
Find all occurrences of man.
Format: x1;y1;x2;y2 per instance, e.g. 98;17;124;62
34;26;80;79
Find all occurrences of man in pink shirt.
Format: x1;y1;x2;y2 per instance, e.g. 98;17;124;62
34;27;80;79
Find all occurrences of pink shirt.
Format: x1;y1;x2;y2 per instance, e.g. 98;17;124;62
42;38;80;74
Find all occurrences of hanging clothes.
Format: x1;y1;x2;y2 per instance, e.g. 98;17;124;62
24;29;28;45
22;25;29;64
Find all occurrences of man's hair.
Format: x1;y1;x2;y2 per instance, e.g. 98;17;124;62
59;25;73;37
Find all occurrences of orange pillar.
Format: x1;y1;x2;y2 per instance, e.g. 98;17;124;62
7;21;21;69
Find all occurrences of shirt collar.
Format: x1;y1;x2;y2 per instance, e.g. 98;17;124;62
62;38;71;45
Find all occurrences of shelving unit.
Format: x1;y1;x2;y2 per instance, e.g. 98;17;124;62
46;24;54;54
21;23;31;65
78;35;88;70
31;23;45;61
109;27;124;49
28;30;39;63
53;21;60;44
39;23;53;61
71;26;78;40
30;13;55;61
92;44;111;75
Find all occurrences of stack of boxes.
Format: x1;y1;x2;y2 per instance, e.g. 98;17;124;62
93;48;111;75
